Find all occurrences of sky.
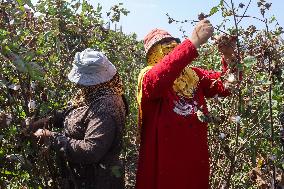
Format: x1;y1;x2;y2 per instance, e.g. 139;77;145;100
93;0;284;40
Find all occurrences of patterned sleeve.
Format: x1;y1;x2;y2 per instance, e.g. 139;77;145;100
50;114;116;164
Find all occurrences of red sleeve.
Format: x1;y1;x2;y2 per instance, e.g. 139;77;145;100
142;39;199;99
192;57;231;98
193;67;230;98
194;56;243;98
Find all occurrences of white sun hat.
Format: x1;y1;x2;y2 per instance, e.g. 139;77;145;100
68;48;117;86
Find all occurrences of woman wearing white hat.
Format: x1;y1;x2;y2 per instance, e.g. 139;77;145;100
33;49;127;189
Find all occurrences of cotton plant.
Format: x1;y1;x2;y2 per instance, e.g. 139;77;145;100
167;0;284;188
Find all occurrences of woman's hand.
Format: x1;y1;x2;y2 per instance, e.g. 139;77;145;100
215;35;237;62
33;129;52;144
34;128;52;137
190;19;214;48
30;117;50;131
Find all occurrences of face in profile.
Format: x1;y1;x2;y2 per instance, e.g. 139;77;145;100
146;39;180;66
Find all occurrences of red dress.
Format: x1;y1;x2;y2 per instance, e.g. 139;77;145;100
136;39;230;189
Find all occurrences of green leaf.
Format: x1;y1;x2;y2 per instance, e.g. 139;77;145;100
16;0;34;9
237;63;244;71
16;0;23;5
0;79;7;88
243;56;257;67
26;62;45;83
209;0;224;16
111;166;122;178
3;45;11;54
97;3;102;13
11;53;28;73
269;15;276;24
0;29;10;41
82;0;87;14
0;149;4;158
23;0;34;9
44;31;53;41
209;6;219;16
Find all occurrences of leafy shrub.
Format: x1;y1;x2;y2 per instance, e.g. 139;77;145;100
1;0;284;188
167;0;284;188
0;0;144;188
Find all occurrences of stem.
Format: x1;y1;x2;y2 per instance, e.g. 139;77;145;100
210;142;222;181
223;0;231;10
264;17;276;188
237;0;252;24
224;0;243;188
235;15;265;23
16;70;30;116
213;26;231;36
225;159;235;189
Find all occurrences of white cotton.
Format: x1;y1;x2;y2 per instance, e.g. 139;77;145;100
219;133;226;139
8;84;20;91
227;73;235;83
6;114;12;126
269;155;276;161
231;115;241;123
235;116;241;123
25;117;32;126
24;4;34;12
28;100;36;110
30;81;36;89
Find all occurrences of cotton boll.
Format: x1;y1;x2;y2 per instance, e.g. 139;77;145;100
219;133;226;139
34;129;44;136
28;100;36;111
23;4;34;13
99;163;106;169
30;81;36;90
25;117;32;126
196;110;204;117
227;73;235;83
224;82;230;89
235;116;241;123
34;12;45;18
196;110;207;122
230;115;241;123
8;84;20;91
248;101;253;106
6;114;12;126
269;155;276;161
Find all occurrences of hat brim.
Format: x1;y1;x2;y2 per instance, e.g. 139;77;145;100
68;63;117;86
146;37;177;55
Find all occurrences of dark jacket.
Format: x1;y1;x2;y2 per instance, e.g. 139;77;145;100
50;94;126;189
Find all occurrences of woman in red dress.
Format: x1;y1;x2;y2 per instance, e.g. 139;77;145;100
136;19;238;189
